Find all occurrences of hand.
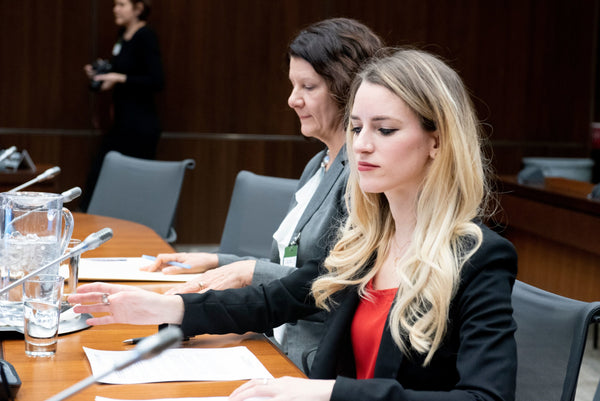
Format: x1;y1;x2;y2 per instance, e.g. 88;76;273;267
140;252;219;274
83;64;95;79
93;72;126;90
164;260;256;295
67;282;184;326
228;377;334;401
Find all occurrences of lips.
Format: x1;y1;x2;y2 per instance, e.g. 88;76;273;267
357;161;379;171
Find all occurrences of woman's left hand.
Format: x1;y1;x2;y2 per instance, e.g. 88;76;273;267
164;260;256;295
228;377;334;401
94;72;126;90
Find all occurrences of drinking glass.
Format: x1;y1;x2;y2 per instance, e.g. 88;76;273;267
23;274;64;357
60;239;81;299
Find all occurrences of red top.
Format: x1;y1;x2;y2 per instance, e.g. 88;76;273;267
351;281;398;379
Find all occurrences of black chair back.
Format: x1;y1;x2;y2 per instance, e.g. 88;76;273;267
513;280;600;401
219;170;298;259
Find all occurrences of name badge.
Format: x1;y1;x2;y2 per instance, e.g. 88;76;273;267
283;244;298;267
112;42;122;56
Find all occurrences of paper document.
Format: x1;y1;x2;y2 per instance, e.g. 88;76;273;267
84;346;273;384
61;257;193;282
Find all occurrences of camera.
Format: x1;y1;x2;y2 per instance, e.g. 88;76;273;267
89;59;112;92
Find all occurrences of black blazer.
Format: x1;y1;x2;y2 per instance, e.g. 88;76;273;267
179;223;517;401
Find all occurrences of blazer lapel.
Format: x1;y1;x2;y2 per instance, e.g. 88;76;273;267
373;308;404;378
293;146;347;234
310;288;358;379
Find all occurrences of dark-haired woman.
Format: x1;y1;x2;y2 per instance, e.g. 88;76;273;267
141;18;383;371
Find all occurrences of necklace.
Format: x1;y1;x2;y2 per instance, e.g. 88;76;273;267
391;236;412;266
320;149;330;169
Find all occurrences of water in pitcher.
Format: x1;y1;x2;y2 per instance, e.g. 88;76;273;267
0;234;61;326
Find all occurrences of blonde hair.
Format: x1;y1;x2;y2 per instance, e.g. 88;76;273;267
311;48;491;365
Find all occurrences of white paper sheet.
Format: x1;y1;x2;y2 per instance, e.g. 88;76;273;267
84;346;273;384
60;257;193;282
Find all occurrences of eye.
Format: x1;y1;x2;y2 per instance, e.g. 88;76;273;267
351;126;362;135
378;128;397;136
303;85;315;91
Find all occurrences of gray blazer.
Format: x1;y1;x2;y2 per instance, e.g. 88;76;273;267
217;146;349;371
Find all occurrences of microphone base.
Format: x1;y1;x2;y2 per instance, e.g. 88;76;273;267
0;359;21;400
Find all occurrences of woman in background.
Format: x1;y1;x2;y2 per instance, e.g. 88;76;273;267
70;48;518;400
81;0;164;210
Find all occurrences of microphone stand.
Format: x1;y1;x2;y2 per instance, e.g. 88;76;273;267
45;327;183;401
9;166;61;192
0;228;113;296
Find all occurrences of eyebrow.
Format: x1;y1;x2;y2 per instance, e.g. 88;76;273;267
350;115;396;122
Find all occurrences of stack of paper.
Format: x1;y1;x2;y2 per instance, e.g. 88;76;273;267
84;346;273;384
61;257;193;282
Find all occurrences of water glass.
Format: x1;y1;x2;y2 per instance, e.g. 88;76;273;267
23;275;64;357
60;239;81;299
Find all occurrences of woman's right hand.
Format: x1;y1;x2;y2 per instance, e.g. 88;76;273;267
67;282;184;326
140;252;219;274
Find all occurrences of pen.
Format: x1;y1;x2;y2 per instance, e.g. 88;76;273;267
123;336;189;345
122;337;144;345
141;254;191;269
86;258;128;261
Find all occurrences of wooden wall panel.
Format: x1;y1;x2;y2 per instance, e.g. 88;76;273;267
0;0;597;243
0;1;93;128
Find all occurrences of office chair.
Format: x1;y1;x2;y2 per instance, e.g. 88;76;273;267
87;151;195;243
218;170;298;259
512;280;600;401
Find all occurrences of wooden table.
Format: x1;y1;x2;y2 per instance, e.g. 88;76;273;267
1;213;305;401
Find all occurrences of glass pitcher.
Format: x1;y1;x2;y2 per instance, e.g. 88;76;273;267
0;192;74;326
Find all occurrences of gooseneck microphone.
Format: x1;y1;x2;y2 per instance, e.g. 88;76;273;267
61;187;82;203
0;228;113;296
6;187;82;228
65;228;113;258
9;166;61;192
45;326;183;401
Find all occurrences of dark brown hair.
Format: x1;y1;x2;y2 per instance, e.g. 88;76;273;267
130;0;151;21
288;18;383;111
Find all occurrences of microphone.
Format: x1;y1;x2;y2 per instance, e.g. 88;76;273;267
9;166;61;192
0;228;113;296
0;146;17;163
66;228;113;258
119;326;184;365
61;187;82;203
45;326;183;401
5;187;83;228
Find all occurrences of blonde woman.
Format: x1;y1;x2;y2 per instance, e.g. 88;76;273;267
70;48;517;401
